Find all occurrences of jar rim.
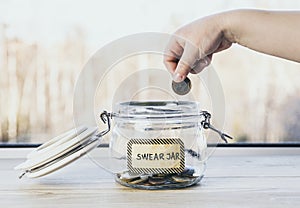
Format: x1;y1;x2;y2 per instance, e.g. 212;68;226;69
112;101;203;120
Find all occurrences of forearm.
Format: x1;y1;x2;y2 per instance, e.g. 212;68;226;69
222;9;300;62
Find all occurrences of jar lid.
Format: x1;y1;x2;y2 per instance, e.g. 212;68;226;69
15;126;101;178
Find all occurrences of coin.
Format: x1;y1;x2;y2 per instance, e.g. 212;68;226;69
129;175;149;184
118;171;140;182
148;176;166;185
171;175;198;183
180;167;195;176
172;77;192;95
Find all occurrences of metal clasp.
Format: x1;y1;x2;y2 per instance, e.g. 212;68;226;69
96;111;112;137
200;111;233;143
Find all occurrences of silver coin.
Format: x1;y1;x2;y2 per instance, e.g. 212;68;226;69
148;176;166;185
172;77;192;95
171;175;198;183
180;167;195;176
128;176;149;185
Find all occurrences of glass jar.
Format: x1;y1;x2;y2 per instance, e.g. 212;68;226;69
15;100;231;187
102;101;208;189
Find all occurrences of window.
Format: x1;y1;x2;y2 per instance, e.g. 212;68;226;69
1;0;300;144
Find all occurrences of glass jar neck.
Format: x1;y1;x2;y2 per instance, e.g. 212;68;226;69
112;101;203;121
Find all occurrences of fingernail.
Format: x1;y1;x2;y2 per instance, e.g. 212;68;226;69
173;73;183;82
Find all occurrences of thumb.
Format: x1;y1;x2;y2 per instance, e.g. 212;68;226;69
173;43;199;82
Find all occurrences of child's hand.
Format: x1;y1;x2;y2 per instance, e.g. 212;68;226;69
164;9;300;82
164;14;232;82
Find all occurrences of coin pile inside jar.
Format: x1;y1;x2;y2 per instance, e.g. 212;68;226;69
115;167;202;190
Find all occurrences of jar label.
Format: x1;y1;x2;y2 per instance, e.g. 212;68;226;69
127;138;185;174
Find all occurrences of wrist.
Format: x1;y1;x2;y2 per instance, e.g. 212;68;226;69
219;10;243;44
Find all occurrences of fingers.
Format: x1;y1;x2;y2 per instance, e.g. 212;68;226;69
190;55;212;74
174;41;205;82
163;36;183;74
164;36;201;82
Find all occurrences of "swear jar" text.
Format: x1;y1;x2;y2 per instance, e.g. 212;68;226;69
136;152;180;161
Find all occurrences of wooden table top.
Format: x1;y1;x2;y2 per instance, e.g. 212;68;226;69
1;147;299;208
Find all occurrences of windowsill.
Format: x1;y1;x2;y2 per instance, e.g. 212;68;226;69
1;146;299;158
1;147;300;207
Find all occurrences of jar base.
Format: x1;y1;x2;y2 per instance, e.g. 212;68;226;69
115;171;204;190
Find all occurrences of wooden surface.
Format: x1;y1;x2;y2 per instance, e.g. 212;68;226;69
1;148;300;208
